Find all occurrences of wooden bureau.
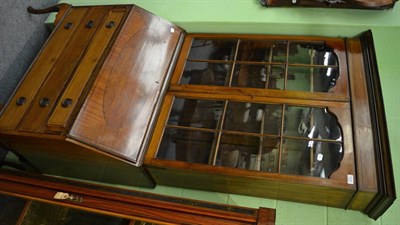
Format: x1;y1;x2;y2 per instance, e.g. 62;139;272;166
0;3;395;220
0;4;184;187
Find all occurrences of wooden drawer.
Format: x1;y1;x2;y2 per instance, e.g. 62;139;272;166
46;6;129;133
19;7;109;133
0;7;87;131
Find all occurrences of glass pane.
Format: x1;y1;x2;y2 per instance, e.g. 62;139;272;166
314;67;339;92
216;134;280;171
157;128;216;164
0;194;27;225
188;39;237;61
260;137;280;173
263;104;283;135
288;43;338;66
180;62;231;86
280;139;343;178
231;64;285;89
216;134;259;170
20;201;130;225
168;98;224;129
224;102;282;135
237;40;287;63
287;66;339;92
284;106;342;141
286;66;311;92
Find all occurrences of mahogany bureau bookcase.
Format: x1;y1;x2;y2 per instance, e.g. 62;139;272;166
0;3;395;219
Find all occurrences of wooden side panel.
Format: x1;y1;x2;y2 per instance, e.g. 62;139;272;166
0;134;154;188
69;6;184;164
19;7;109;133
147;164;355;208
0;8;87;130
357;30;396;219
345;37;378;211
47;6;130;132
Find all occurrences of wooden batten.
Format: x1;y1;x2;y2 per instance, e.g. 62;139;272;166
0;169;275;225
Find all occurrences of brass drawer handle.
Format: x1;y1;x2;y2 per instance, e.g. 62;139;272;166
106;21;115;28
39;98;50;107
64;22;73;29
86;20;94;28
16;97;27;106
61;98;73;108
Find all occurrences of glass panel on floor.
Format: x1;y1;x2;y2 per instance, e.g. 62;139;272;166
0;194;27;225
19;201;130;225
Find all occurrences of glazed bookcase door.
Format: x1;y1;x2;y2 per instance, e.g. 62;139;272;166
145;34;357;208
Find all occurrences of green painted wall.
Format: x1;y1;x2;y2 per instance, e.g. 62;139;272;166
60;1;400;224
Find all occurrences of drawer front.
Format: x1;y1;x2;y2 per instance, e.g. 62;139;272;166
19;7;109;133
46;6;130;132
0;8;87;131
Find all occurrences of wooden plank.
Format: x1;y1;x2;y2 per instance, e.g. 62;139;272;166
0;170;268;225
345;37;378;211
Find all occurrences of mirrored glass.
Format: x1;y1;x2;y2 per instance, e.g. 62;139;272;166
280;139;343;178
288;43;338;66
188;39;237;61
283;106;342;141
168;98;224;129
157;128;216;164
231;64;285;89
237;40;287;63
180;62;232;86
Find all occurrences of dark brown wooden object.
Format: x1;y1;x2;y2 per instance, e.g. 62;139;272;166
0;3;394;221
260;0;398;10
0;4;184;187
0;169;276;225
